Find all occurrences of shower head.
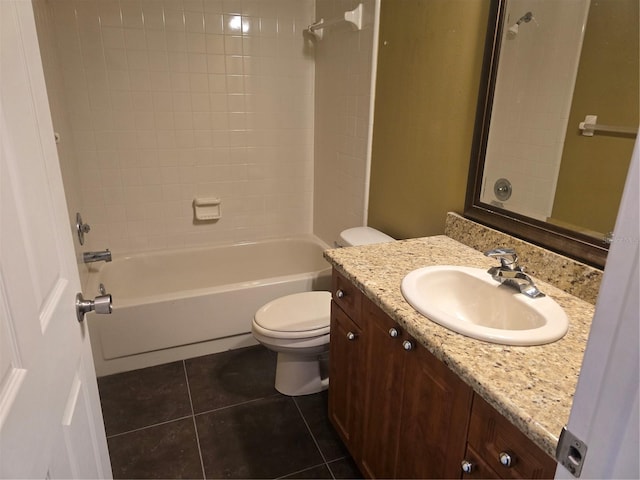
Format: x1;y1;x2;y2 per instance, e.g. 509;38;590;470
303;27;320;41
506;11;533;39
517;12;534;24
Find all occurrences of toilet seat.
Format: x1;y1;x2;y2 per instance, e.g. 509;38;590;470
253;291;331;339
251;227;393;396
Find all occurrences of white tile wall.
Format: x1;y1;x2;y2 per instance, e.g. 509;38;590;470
33;0;91;281
40;0;316;254
481;0;590;221
313;0;376;245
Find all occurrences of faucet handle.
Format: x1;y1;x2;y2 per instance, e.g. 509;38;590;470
484;248;519;269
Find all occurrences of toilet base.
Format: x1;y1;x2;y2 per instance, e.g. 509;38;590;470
274;352;329;396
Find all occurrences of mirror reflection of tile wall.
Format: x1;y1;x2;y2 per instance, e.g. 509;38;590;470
481;0;590;222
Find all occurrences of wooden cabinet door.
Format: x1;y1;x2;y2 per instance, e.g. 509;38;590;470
359;297;407;479
467;396;557;479
329;301;365;460
395;342;473;479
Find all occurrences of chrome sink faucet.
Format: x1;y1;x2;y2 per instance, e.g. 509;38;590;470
484;248;545;298
83;249;112;263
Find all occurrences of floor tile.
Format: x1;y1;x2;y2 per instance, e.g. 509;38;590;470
294;391;350;462
107;417;203;479
196;395;323;479
327;457;364;479
98;361;192;435
185;345;278;414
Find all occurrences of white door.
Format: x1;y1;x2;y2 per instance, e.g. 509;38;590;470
0;1;111;478
555;135;639;479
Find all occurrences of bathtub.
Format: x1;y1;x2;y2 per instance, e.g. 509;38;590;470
85;235;332;376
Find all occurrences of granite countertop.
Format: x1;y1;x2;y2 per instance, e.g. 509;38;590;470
324;235;595;459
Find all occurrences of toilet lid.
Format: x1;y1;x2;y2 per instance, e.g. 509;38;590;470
254;291;331;334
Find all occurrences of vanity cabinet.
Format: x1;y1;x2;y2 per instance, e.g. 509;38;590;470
328;269;557;479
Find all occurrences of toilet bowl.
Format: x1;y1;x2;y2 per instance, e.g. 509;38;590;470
252;226;394;396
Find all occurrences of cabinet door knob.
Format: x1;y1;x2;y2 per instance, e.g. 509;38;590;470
388;327;399;338
402;340;414;351
346;331;357;341
461;460;474;473
499;451;513;467
336;289;345;299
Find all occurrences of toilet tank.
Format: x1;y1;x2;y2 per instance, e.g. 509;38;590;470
337;227;395;247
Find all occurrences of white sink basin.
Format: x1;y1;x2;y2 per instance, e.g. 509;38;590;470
401;266;568;346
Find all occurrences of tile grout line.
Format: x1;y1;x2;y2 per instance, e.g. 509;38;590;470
325;457;350;480
275;461;332;480
292;397;336;479
193;393;281;418
106;414;194;439
183;360;207;480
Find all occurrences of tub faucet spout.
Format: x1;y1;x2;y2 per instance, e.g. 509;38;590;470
83;249;112;263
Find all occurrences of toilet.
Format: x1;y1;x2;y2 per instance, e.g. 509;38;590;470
252;226;394;396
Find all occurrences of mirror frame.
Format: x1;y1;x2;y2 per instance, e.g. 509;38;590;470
464;0;608;268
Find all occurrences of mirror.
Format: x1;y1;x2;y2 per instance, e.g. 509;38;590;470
465;0;639;268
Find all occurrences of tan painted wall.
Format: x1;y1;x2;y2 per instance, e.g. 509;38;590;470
551;0;639;235
367;0;490;239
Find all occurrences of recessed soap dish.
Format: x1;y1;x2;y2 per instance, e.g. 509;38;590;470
193;197;221;221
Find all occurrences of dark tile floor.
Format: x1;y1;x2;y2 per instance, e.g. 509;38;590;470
98;345;363;479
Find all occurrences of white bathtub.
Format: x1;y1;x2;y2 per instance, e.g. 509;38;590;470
85;236;332;376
